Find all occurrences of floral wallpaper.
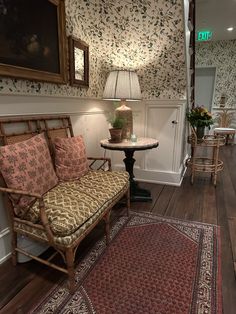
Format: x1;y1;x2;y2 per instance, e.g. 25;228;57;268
0;0;186;100
196;40;236;108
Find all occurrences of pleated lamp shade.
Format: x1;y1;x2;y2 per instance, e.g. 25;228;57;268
103;70;141;101
103;70;141;140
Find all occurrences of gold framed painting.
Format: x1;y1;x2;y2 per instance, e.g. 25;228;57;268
0;0;67;84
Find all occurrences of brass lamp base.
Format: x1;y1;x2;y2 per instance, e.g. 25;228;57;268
115;102;133;140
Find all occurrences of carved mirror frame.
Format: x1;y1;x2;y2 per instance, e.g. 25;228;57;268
68;36;89;87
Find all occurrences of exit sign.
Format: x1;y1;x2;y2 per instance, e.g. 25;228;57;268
197;31;213;41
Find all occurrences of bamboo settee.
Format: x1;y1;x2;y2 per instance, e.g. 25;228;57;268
0;115;130;293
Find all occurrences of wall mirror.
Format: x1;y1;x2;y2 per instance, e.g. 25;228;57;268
68;36;89;87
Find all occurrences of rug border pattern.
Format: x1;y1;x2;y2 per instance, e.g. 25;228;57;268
29;211;222;314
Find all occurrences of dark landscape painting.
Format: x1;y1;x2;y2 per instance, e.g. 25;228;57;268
0;0;61;75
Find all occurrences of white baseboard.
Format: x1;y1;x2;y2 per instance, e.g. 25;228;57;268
0;227;49;264
0;227;11;264
113;163;186;186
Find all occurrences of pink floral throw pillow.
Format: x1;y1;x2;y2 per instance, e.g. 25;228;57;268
53;136;89;181
0;133;58;216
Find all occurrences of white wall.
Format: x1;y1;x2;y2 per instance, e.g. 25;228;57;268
196;40;236;108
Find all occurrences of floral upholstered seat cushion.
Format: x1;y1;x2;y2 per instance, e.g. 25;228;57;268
25;170;129;237
53;136;89;181
0;133;58;217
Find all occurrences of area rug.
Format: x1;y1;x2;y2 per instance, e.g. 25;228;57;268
30;212;222;314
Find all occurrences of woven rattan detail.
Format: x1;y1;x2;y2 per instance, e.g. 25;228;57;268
186;157;224;172
48;129;68;140
5;133;37;145
187;125;225;185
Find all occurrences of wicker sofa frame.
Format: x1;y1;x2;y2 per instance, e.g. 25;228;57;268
0;115;130;293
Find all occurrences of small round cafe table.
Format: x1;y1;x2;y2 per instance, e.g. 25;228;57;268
100;137;159;202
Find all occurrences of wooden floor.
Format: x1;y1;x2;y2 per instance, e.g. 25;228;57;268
1;145;236;313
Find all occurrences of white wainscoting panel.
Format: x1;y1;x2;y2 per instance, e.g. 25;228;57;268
112;100;187;186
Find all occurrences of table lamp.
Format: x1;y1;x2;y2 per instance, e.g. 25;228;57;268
103;70;141;140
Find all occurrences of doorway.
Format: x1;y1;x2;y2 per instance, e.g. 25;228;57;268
195;67;216;111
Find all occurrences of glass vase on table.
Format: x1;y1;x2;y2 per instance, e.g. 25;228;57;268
196;126;205;139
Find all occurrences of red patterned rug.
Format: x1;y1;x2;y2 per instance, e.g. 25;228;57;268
30;212;222;314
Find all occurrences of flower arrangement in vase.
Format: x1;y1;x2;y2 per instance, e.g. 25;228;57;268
186;106;214;138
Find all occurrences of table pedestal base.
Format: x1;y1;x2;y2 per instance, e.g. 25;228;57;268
124;150;152;202
131;182;152;202
100;138;159;203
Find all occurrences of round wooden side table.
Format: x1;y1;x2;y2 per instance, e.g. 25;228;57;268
100;137;159;201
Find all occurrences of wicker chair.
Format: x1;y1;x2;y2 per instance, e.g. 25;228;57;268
214;109;235;145
187;126;225;186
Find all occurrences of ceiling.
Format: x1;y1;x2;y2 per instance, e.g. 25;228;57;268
196;0;236;41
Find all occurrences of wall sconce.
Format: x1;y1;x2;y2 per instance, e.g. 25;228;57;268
103;70;141;140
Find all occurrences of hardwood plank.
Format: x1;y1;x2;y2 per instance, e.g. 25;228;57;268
202;181;217;224
220;150;236;218
221;145;236;195
165;175;204;221
152;185;175;215
216;169;236;314
228;217;236;266
0;258;44;309
0;268;61;314
130;182;164;212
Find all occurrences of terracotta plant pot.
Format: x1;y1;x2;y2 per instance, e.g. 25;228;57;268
109;128;122;143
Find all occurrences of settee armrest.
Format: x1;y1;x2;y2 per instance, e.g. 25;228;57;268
87;157;111;171
0;186;55;243
0;186;41;199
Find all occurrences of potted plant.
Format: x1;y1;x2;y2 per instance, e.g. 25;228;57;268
186;106;214;138
107;115;125;143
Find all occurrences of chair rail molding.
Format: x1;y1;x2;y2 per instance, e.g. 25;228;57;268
0;94;111;117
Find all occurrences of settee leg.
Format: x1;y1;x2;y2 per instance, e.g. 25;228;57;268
66;248;76;294
104;211;110;245
11;230;17;266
